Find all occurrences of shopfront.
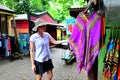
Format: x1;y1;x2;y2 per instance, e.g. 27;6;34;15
0;5;15;58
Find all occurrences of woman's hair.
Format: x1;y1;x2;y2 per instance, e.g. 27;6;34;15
37;26;41;32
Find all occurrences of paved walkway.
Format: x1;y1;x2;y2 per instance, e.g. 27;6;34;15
0;48;89;80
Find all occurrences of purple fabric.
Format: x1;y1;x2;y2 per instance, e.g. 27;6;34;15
69;12;101;73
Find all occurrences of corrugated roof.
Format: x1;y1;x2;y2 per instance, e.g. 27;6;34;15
0;5;14;13
47;23;64;27
14;12;47;20
14;14;28;20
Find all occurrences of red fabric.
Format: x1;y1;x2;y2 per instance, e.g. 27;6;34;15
8;38;11;51
118;63;120;79
100;17;105;48
117;43;120;79
68;24;73;32
101;17;105;36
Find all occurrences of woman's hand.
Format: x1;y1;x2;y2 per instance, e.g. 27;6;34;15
32;64;36;73
66;38;70;42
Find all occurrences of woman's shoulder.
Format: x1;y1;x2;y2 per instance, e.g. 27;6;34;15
44;32;51;38
30;33;38;38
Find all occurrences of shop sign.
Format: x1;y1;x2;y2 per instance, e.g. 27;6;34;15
66;18;75;35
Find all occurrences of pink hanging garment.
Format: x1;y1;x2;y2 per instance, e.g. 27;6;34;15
8;37;11;51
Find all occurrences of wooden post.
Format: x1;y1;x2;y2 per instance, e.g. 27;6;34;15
11;0;17;38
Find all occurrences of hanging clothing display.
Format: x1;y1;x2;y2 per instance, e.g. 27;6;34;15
118;39;120;79
102;39;120;80
69;11;102;73
0;36;5;57
2;34;11;57
8;37;11;51
102;28;120;80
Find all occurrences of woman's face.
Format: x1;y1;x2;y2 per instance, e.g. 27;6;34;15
38;25;46;32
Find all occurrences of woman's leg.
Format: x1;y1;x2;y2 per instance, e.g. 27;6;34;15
46;70;53;80
36;74;42;80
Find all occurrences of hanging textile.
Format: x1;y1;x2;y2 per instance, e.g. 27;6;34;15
100;17;105;48
69;11;102;73
102;39;120;80
8;37;11;51
118;38;120;80
102;27;120;80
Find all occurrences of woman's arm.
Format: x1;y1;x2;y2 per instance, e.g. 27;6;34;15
29;41;36;72
50;36;69;45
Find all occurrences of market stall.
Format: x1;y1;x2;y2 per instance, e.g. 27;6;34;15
0;5;16;58
98;0;120;80
68;0;104;80
69;1;120;80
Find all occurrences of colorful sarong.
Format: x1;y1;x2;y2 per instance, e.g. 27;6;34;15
102;38;119;80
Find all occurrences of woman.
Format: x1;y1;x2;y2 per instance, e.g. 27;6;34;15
29;18;68;80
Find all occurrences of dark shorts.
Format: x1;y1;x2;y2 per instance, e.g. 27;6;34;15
34;59;54;75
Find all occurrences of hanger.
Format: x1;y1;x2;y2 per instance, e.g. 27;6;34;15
84;1;98;18
84;0;105;18
84;2;95;13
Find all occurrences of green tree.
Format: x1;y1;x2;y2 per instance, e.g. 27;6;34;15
0;0;13;9
45;0;85;22
14;0;30;14
0;0;86;22
29;0;43;12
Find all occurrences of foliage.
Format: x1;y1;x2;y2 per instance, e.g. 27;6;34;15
15;0;31;14
0;0;13;9
0;0;87;22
